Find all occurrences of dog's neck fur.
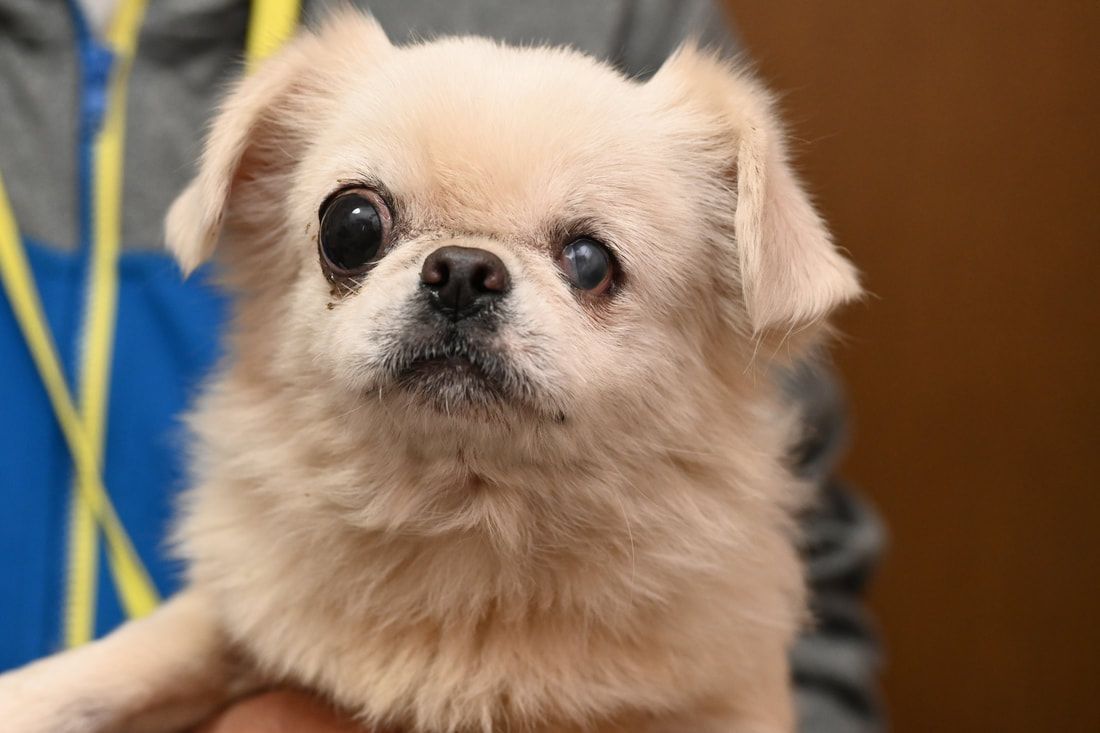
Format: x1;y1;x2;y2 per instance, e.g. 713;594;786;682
174;317;808;730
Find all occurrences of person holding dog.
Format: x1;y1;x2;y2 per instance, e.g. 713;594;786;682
0;1;882;730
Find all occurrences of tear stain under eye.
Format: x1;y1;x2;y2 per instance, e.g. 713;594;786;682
325;277;360;303
326;278;358;301
319;247;363;302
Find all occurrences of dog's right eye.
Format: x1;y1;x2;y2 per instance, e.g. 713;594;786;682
318;189;392;276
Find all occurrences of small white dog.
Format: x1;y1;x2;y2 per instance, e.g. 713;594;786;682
0;11;860;733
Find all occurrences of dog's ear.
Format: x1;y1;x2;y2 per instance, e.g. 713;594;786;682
166;12;391;275
652;47;861;334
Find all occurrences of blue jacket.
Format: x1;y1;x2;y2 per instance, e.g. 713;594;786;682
0;0;231;666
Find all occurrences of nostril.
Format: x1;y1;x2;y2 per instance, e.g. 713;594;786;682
420;257;449;289
476;263;509;293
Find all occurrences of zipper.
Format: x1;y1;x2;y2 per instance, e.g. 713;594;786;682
62;0;113;648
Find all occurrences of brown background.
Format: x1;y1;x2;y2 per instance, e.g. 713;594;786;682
722;2;1100;731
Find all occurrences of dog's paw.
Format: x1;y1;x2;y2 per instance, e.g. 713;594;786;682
0;664;109;733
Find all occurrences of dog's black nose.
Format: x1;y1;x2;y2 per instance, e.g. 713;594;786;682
420;246;510;317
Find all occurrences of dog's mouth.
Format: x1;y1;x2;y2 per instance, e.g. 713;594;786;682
369;294;555;418
384;335;530;412
403;348;501;389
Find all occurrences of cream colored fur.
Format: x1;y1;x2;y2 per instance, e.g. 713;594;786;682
0;11;860;733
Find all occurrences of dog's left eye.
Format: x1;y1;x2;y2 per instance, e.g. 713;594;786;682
318;188;392;275
559;237;613;295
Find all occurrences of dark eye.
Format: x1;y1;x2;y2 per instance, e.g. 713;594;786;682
318;188;391;275
559;237;613;294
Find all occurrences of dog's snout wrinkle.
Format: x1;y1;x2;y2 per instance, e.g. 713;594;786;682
421;246;510;320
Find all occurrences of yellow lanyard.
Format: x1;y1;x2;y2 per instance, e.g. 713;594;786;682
0;0;300;647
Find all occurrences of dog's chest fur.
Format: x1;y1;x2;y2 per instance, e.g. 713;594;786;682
177;373;806;732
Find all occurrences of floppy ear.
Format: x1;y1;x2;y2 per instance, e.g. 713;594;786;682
165;43;311;275
166;12;391;275
733;113;862;332
653;48;861;334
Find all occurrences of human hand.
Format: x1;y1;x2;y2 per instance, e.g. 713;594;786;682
196;689;373;733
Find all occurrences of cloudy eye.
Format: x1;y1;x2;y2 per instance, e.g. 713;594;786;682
318;188;392;275
559;237;613;295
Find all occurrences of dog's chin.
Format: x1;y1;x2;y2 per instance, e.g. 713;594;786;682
399;353;512;414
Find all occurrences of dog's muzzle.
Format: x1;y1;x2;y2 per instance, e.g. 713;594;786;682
377;246;533;410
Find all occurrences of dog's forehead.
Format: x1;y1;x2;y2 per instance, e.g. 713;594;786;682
314;39;693;236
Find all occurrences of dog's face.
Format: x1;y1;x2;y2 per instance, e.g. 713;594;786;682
290;42;693;421
168;13;859;437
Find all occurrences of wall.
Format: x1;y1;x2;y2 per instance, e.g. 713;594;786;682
723;2;1100;731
